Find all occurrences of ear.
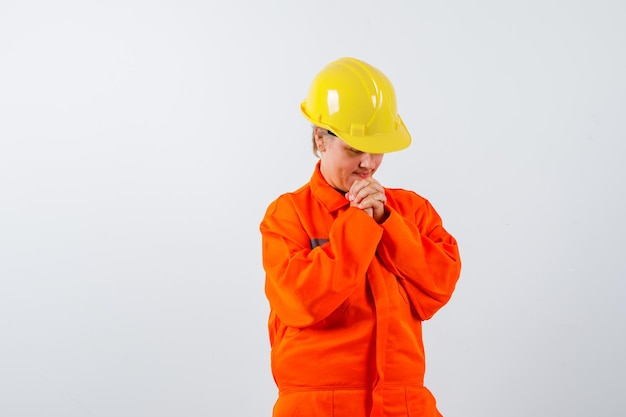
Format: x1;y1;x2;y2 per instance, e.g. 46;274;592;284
314;127;326;152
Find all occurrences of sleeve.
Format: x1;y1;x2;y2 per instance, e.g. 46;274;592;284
376;196;461;320
260;196;383;328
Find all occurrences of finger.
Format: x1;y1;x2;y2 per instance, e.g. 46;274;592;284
347;179;368;200
349;179;385;204
355;185;385;205
357;192;387;208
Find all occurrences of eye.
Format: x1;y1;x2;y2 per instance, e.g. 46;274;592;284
349;147;362;154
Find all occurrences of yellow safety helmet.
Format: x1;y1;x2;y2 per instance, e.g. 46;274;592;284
300;57;411;154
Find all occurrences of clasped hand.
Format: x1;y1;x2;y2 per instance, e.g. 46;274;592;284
345;178;387;223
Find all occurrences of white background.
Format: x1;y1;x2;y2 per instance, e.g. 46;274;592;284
1;1;625;416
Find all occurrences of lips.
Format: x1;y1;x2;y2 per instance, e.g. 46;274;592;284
354;171;372;178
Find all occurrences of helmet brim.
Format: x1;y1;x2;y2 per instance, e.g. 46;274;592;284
301;101;412;154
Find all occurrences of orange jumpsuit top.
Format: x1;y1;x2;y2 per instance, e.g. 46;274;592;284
260;162;461;417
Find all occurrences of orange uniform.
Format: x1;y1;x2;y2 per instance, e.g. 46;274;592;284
260;162;461;417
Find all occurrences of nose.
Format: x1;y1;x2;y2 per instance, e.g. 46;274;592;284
359;153;378;169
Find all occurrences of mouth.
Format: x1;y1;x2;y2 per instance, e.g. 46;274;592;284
354;171;373;179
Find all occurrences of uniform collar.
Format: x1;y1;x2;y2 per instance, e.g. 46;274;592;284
310;160;351;213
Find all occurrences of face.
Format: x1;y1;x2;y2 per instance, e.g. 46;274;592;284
315;128;384;193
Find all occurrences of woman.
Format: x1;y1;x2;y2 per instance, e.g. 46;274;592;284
260;57;462;417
